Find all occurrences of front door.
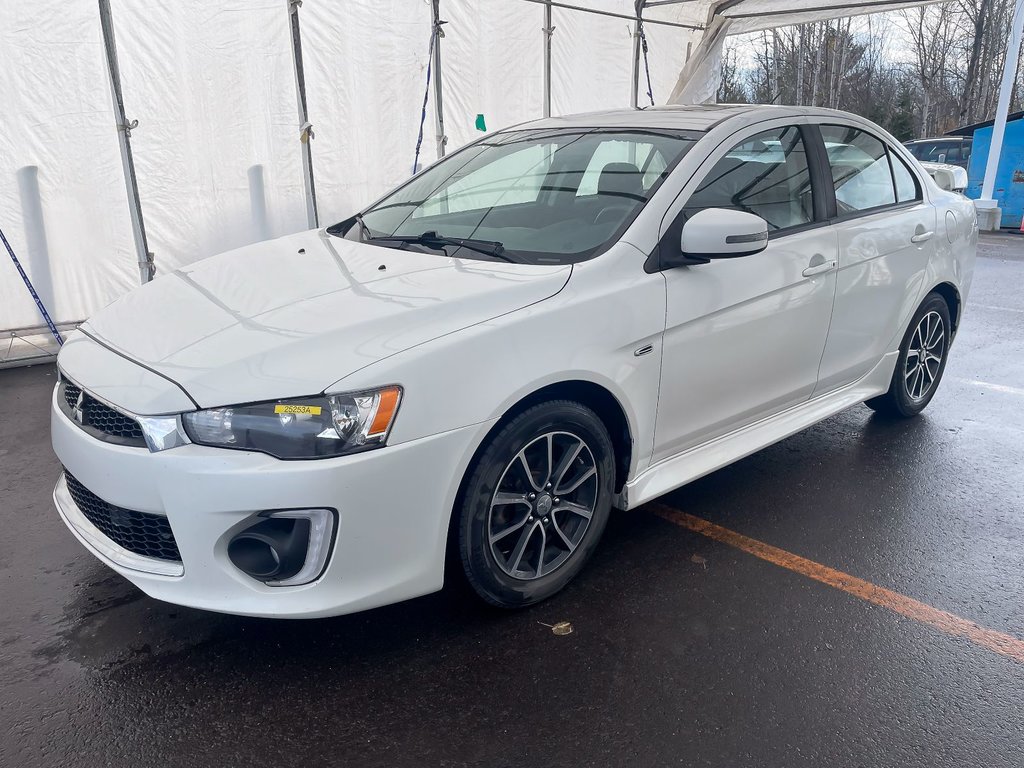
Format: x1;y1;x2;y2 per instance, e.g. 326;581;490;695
652;122;838;464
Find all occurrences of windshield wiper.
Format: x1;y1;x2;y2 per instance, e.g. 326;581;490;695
367;231;515;262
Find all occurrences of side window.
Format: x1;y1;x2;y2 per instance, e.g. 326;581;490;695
682;125;814;232
418;143;552;216
891;152;920;203
821;125;896;213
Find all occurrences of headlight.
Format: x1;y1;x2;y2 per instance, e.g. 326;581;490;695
182;386;402;459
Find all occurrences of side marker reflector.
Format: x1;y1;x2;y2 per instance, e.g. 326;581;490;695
368;387;401;437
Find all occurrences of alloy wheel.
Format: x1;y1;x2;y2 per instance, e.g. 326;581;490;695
904;310;946;401
487;431;599;580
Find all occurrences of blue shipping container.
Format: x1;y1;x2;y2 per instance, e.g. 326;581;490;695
964;117;1024;229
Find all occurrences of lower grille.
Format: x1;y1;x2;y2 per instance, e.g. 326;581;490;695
64;472;181;563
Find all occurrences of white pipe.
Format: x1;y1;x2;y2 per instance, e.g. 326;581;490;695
247;165;271;243
979;0;1024;205
16;166;55;308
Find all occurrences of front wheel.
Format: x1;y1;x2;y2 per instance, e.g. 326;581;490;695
866;292;952;418
457;400;615;608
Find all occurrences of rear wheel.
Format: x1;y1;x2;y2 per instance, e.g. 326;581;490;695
457;400;615;608
866;292;951;418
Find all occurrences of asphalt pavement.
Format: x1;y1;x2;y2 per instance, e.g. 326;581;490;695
2;234;1023;767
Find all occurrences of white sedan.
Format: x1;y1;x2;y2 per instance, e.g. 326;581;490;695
52;104;977;617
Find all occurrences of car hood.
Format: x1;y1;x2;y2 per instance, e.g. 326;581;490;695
84;229;571;408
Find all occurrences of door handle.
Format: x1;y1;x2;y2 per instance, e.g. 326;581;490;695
802;255;837;277
911;230;934;244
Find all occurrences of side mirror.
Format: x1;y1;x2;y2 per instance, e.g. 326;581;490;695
679;208;769;262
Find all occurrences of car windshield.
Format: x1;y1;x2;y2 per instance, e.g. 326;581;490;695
330;128;700;264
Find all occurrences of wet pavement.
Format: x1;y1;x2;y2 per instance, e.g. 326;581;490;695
2;235;1023;767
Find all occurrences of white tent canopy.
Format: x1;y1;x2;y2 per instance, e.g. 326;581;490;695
0;0;935;347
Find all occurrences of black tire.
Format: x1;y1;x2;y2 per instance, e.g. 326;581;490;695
866;292;952;418
457;400;615;609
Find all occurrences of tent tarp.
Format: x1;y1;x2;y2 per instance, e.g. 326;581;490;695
1;0;137;331
0;0;935;334
112;0;307;274
715;0;934;34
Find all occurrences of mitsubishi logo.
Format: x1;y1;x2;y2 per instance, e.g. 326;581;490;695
72;391;85;424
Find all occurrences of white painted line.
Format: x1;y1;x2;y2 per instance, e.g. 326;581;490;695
956;378;1024;397
973;304;1024;314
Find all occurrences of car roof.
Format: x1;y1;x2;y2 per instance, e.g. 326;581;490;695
517;104;868;133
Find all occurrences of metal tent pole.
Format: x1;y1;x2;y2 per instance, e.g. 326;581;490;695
543;0;554;117
519;0;699;30
630;1;647;108
431;0;448;158
977;0;1024;230
98;0;154;283
288;0;319;229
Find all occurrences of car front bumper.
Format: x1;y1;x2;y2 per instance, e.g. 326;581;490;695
51;387;491;618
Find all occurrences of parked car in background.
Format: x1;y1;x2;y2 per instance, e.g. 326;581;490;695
904;136;973;169
52;105;977;618
919;162;969;194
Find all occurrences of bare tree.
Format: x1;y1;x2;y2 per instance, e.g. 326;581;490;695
725;1;1024;140
717;46;749;103
902;5;961;135
961;0;994;123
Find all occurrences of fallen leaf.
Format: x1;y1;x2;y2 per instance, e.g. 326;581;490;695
691;554;708;570
551;621;573;636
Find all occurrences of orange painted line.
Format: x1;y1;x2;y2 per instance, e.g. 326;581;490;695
649;502;1024;664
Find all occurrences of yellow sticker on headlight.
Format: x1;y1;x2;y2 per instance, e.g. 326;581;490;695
274;404;322;416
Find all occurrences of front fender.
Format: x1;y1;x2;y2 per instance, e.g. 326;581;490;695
330;246;667;481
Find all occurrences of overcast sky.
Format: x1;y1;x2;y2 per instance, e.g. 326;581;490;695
727;11;917;70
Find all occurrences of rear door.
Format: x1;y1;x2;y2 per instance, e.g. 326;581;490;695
813;124;936;394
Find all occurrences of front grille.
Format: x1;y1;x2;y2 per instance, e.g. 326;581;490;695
61;380;80;409
64;471;181;562
58;379;147;447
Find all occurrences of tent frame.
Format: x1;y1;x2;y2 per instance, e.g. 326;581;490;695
86;0;987;296
1;321;81;370
629;0;701;109
288;0;319;230
431;0;449;159
87;0;715;289
98;0;154;283
7;0;992;368
91;0;703;290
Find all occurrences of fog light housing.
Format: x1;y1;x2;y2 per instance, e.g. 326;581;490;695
227;509;335;587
